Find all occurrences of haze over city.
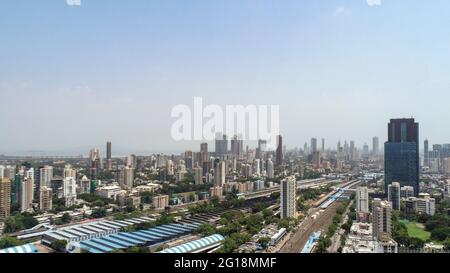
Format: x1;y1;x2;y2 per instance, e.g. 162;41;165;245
2;0;450;155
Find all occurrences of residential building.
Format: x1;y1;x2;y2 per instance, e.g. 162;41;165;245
280;176;296;219
388;182;401;210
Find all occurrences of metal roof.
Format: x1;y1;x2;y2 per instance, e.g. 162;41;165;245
159;234;225;253
0;243;38;254
78;222;198;253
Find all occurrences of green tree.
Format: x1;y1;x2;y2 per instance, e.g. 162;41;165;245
257;237;271;249
91;208;107;218
61;213;72;224
50;240;68;253
194;223;216;236
0;236;23;249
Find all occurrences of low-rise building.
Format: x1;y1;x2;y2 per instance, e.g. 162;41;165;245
96;185;124;200
153;195;169;210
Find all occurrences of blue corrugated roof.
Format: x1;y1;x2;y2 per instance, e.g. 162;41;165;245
80;241;113;252
0;243;38;254
91;238;127;249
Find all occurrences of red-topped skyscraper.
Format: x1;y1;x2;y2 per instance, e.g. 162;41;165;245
384;118;419;197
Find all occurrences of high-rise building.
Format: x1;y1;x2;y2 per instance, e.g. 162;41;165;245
267;158;274;179
372;199;392;242
63;177;77;207
215;133;228;156
424;139;429;167
127;154;137;169
200;143;208;163
230;135;244;158
106;141;112;171
166;160;174;176
39;186;53;212
384;118;420;197
89;148;102;178
11;174;21;205
257;139;267;159
63;164;76;179
321;138;325;153
311;138;318;153
372;137;380;156
214;160;225;187
443;157;450;174
194;167;203;185
349;141;355;161
0;178;11;220
400;186;415;198
276;135;283;166
79;176;91;194
20;176;34;213
280;176;296;219
388;182;401;210
356;186;369;213
119;166;134;190
184;151;193;170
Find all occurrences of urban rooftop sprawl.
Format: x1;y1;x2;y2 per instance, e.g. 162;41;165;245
0;118;449;254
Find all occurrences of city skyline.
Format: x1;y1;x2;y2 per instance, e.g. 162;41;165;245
2;1;450;153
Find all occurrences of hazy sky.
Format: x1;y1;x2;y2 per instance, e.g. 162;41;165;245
1;0;450;155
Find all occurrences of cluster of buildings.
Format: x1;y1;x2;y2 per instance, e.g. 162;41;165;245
237;224;287;253
345;188;398;253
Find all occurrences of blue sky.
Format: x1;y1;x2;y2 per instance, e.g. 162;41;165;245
1;0;450;155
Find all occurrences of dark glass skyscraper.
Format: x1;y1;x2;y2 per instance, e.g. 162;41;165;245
384;118;419;197
276;135;283;166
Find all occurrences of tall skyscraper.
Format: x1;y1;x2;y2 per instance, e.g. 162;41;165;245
200;142;208;163
215;133;228;156
356;186;369;213
0;178;11;220
20;176;34;213
384;118;420;197
266;158;274;179
349;141;355;161
11;174;21;205
214;160;225;187
89;148;101;178
39;166;54;190
311;138;318;153
280;176;296;219
39;186;53;212
372;199;392;242
119;166;134;189
194;167;203;185
424;139;429;167
276;135;283;166
106;141;112;171
321;138;325;153
388;182;401;211
230;135;244;158
372;137;379;156
166;160;174;176
257;139;267;159
63;177;77;207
